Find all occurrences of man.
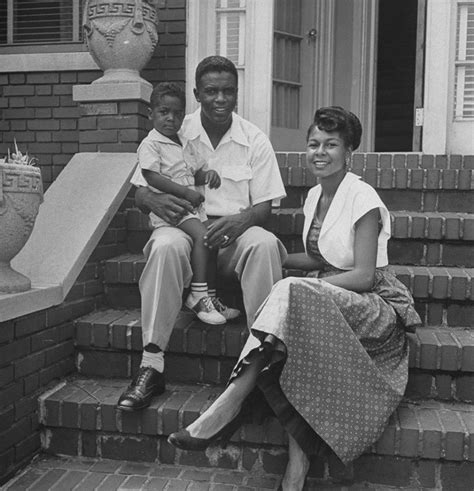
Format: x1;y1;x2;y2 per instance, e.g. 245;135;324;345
117;55;287;411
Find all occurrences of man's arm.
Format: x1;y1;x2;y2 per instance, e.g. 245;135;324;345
135;186;195;225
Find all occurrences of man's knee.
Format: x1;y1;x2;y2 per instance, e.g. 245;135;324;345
144;228;191;260
241;227;280;254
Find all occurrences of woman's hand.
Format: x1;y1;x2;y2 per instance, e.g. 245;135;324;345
135;187;194;225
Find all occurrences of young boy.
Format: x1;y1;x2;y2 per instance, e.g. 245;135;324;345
138;82;240;325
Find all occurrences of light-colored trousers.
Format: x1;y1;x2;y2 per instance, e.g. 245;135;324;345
139;225;288;348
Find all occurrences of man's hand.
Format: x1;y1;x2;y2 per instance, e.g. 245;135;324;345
204;209;254;249
205;170;221;189
135;187;194;225
184;189;205;208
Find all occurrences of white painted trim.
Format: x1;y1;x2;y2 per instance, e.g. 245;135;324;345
315;0;336;108
185;0;217;114
350;0;378;151
422;0;452;153
244;0;274;133
0;52;99;72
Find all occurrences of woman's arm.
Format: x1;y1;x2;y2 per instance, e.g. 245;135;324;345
283;252;323;271
321;208;380;292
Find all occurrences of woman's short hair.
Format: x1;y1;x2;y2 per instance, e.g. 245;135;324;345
195;56;238;89
150;82;185;109
309;106;362;150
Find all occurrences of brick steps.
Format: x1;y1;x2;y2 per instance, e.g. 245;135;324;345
74;308;474;403
38;377;474;489
126;207;474;265
103;253;474;301
102;254;474;327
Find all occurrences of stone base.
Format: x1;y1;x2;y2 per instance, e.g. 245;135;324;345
0;262;31;293
73;80;152;103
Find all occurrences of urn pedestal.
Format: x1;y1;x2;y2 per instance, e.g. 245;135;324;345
0;163;43;293
83;0;159;86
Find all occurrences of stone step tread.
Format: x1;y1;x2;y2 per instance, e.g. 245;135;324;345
39;377;474;463
75;308;474;373
103;255;474;301
126;207;474;241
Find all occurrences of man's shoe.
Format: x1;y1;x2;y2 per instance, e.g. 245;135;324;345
211;297;241;321
117;366;165;411
185;295;226;325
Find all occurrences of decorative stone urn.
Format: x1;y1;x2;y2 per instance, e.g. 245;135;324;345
0;162;43;293
83;0;159;85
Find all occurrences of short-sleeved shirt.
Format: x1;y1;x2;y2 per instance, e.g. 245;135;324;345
181;109;286;216
130;128;199;189
131;109;286;217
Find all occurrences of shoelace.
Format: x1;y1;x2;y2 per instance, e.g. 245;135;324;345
201;296;215;312
211;297;226;312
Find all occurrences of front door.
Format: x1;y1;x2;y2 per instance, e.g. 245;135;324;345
270;0;378;152
270;0;320;151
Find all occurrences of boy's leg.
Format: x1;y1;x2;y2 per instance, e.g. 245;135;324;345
179;218;226;325
217;226;287;327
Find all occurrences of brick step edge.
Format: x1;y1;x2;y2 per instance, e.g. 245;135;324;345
75;309;474;374
39;378;474;463
103;254;474;302
126;208;474;241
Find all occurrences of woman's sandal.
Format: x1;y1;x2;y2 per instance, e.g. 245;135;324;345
167;409;244;451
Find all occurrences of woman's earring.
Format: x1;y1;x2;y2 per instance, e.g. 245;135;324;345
345;154;351;167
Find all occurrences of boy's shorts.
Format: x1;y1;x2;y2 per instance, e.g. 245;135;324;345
149;204;207;229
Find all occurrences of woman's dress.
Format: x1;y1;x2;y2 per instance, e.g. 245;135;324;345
230;215;420;465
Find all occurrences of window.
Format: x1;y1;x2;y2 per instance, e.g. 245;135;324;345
0;0;84;46
454;2;474;120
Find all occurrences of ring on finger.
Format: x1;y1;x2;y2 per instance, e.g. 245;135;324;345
222;234;230;243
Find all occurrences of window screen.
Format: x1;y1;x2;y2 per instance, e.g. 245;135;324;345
0;0;84;46
454;2;474;120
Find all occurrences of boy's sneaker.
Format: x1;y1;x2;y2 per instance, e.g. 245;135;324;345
211;297;241;320
185;295;226;325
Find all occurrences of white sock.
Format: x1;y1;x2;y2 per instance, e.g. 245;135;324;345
141;350;164;373
208;289;217;298
190;282;208;300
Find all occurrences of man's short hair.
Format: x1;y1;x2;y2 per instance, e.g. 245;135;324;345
150;82;185;109
195;56;238;88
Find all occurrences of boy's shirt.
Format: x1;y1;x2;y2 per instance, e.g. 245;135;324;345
130;128;202;190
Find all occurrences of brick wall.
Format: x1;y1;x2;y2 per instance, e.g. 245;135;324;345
0;0;185;191
0;204;128;484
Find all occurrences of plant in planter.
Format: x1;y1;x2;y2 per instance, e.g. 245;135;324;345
0;140;43;293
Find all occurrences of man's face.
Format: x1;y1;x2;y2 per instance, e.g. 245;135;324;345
194;70;238;127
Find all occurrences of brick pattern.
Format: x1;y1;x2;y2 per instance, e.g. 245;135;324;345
38;379;474;468
5;454;474;491
0;3;185;190
73;309;474;402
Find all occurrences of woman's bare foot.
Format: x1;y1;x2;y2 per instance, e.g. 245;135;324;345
281;435;310;491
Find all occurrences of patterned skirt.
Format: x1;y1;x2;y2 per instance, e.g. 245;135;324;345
230;269;412;465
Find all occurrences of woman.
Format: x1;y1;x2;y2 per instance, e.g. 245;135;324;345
168;107;421;490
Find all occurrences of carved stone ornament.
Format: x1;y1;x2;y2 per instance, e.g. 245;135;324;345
83;0;159;85
0;163;43;293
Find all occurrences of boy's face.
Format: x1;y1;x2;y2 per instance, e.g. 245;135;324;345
193;70;237;128
149;94;185;139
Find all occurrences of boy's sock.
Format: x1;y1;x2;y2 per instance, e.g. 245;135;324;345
188;282;208;303
140;350;164;373
208;288;217;298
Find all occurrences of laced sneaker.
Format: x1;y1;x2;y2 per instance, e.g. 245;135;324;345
211;297;241;320
185;295;226;325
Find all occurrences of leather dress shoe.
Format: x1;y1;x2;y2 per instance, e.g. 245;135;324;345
117;366;165;411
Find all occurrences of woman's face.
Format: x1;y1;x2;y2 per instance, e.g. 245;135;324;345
306;126;350;180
